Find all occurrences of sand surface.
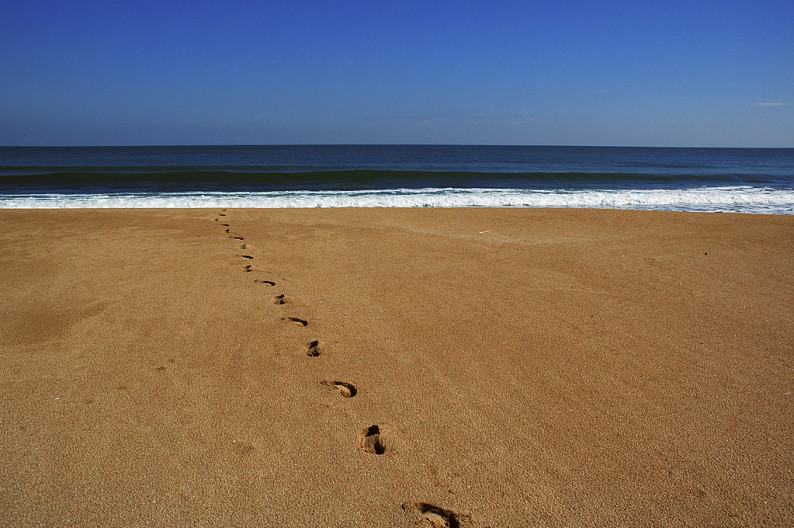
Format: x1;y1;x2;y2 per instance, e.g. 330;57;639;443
1;208;792;527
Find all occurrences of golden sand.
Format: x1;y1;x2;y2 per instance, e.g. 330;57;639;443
1;208;792;526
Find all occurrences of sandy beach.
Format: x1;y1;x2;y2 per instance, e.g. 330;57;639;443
1;208;792;527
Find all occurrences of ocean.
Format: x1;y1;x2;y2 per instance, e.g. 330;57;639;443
0;145;792;213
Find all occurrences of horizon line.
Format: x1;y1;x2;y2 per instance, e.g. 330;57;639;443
2;143;793;150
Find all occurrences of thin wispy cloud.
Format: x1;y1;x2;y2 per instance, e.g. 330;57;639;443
752;102;787;107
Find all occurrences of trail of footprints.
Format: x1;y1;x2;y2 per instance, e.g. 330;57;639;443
213;210;468;528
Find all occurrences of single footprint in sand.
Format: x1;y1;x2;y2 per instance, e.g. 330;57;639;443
242;264;253;272
240;243;247;249
401;502;462;528
271;294;286;304
282;316;308;327
321;380;356;397
220;223;230;227
303;340;320;356
218;212;226;216
225;228;231;233
255;279;275;286
231;235;244;240
239;254;254;260
358;425;386;455
155;358;177;372
232;441;255;456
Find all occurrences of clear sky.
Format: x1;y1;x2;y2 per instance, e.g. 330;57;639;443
1;0;792;147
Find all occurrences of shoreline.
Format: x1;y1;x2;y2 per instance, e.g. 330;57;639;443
0;205;791;212
1;190;791;213
2;208;792;526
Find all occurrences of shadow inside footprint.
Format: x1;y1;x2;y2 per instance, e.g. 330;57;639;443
358;424;385;455
303;340;320;356
255;279;276;286
239;254;254;259
401;502;460;528
282;316;308;327
231;236;244;240
242;264;252;272
271;294;286;304
321;380;356;397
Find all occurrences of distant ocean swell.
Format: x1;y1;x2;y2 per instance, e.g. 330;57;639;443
1;146;792;213
0;169;783;192
2;186;791;214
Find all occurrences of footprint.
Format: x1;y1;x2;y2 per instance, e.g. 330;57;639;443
225;228;231;233
282;316;308;327
221;223;230;227
271;294;286;304
357;425;386;455
239;254;254;260
242;264;253;272
240;244;247;250
303;340;320;356
231;236;244;240
218;212;226;216
321;380;356;397
255;279;275;286
232;440;255;456
401;502;461;528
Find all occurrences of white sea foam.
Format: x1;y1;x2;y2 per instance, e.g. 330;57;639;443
0;186;792;214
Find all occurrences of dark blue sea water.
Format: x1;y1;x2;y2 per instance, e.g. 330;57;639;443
1;145;792;213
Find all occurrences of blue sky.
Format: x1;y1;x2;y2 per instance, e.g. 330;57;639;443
1;0;792;146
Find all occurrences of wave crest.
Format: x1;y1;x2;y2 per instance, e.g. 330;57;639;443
1;186;791;214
